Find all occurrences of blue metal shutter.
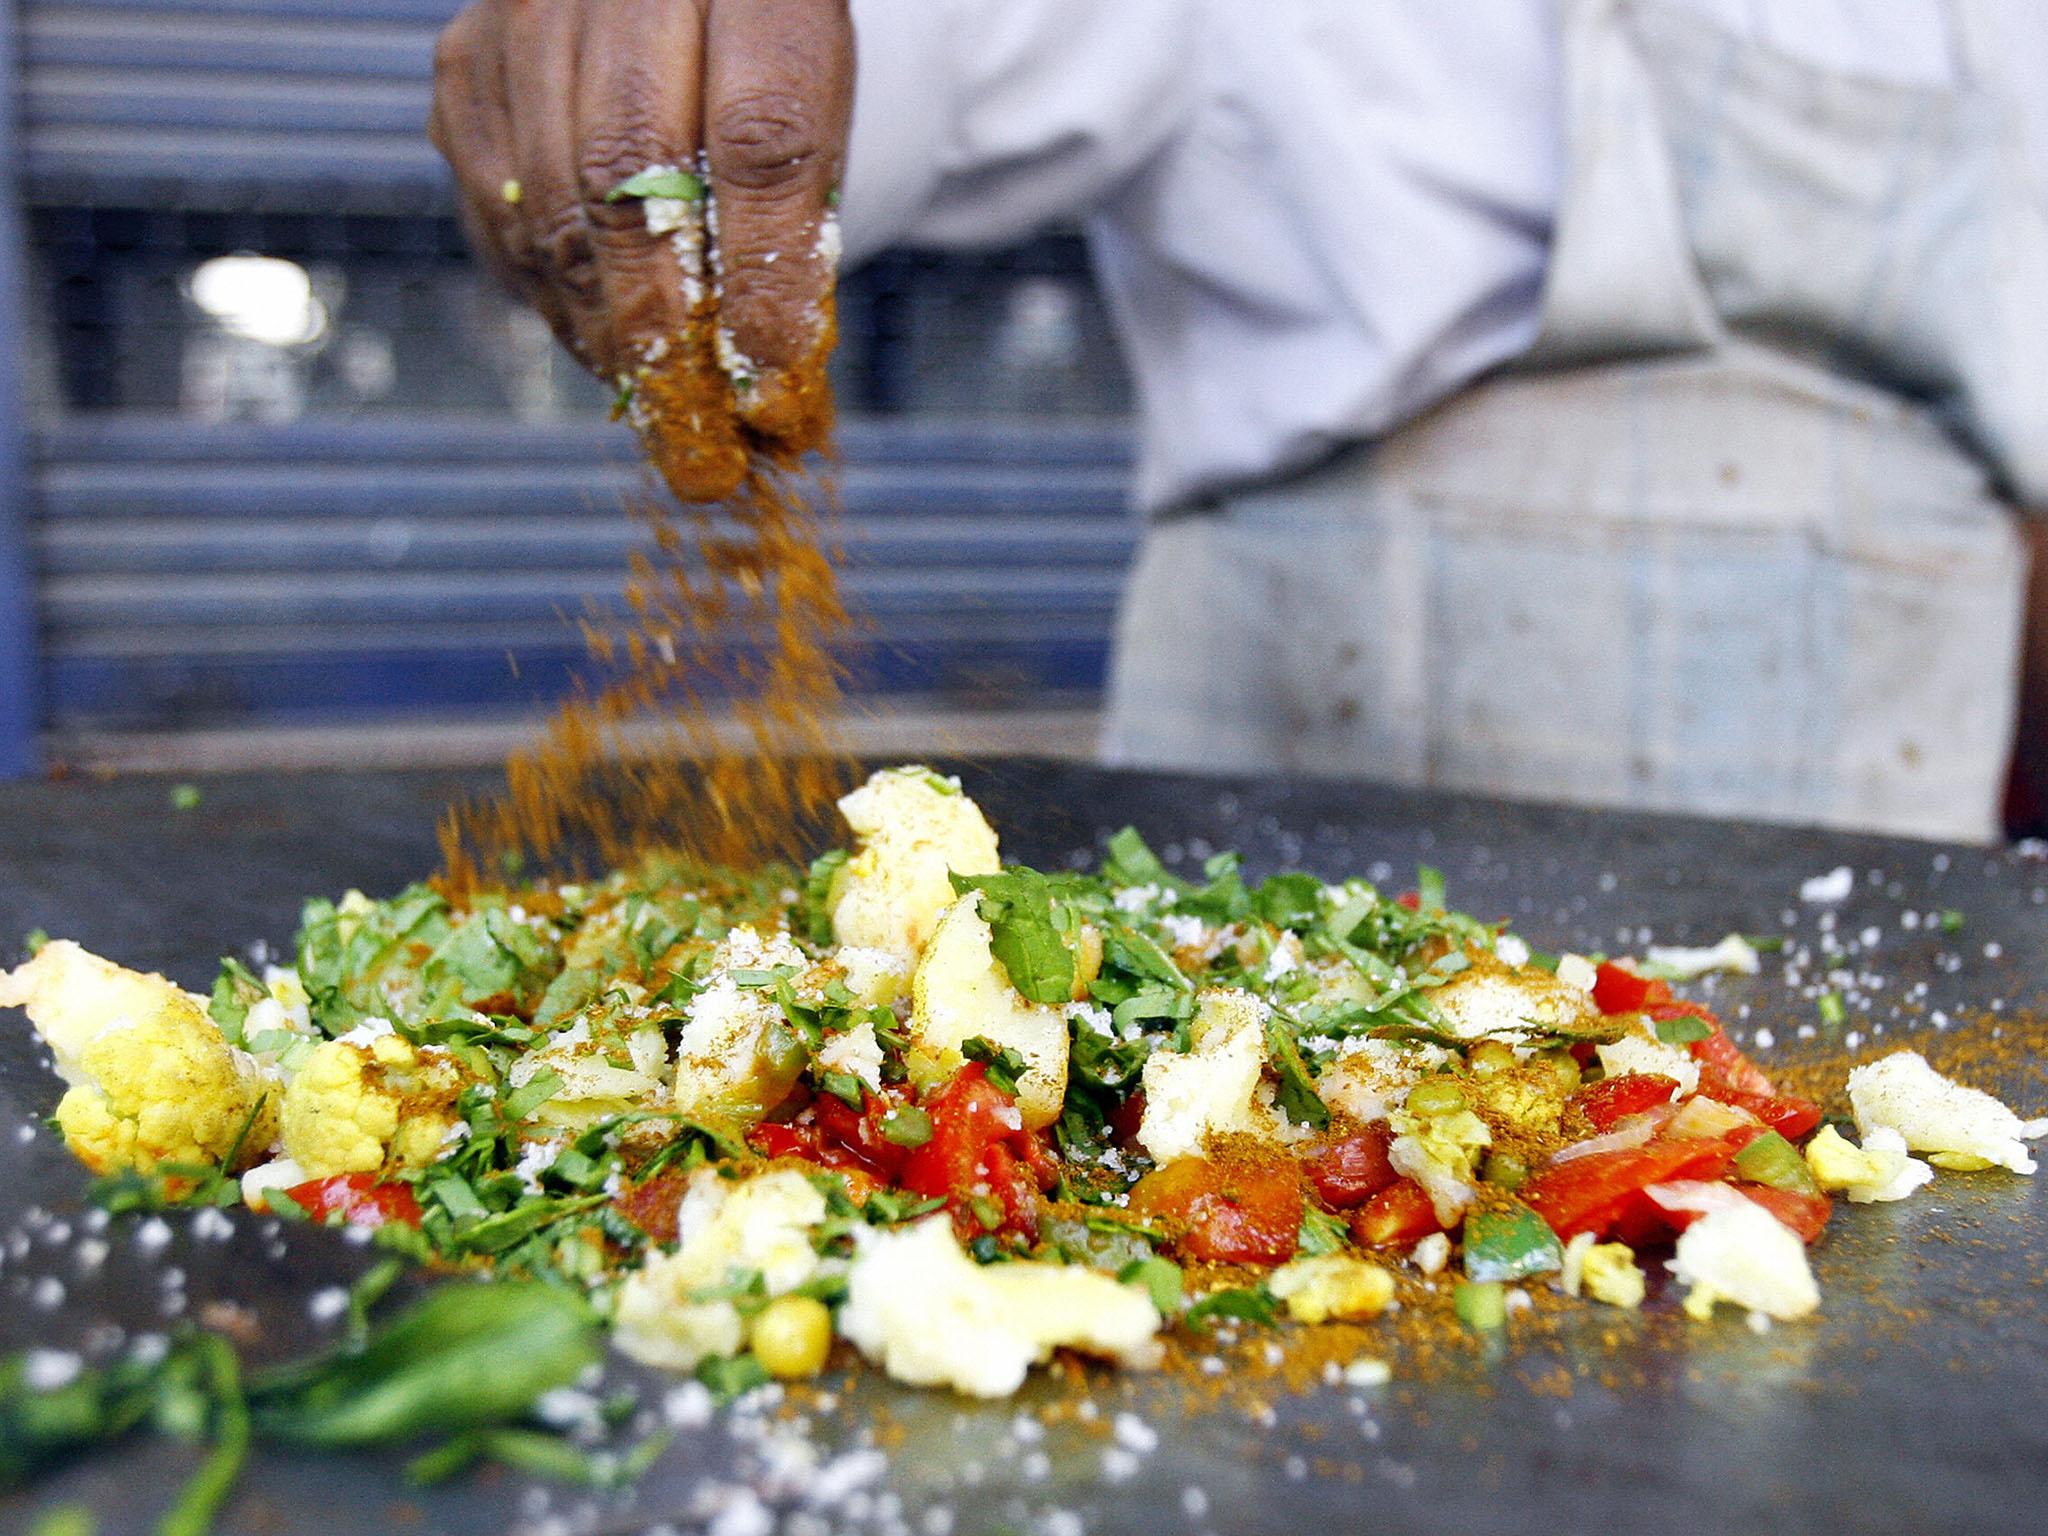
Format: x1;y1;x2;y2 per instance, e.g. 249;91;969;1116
31;417;1135;729
20;0;456;210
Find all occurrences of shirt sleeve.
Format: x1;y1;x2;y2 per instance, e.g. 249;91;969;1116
841;0;1204;261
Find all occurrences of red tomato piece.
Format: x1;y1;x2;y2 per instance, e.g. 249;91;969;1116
1571;1073;1681;1132
978;1142;1044;1245
747;1121;819;1162
1395;891;1421;912
284;1172;422;1229
1128;1156;1304;1266
1591;961;1653;1015
813;1090;913;1182
1108;1091;1148;1152
899;1064;1015;1198
1303;1126;1400;1209
1721;1092;1823;1142
1521;1137;1742;1241
898;1063;1046;1241
1690;1023;1778;1100
1349;1178;1442;1248
1738;1184;1833;1244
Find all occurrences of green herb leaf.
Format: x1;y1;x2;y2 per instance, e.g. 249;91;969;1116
1117;1255;1184;1315
604;168;706;203
1183;1286;1278;1330
1297;1206;1350;1257
1252;873;1323;931
1652;1013;1714;1046
960;1036;1030;1098
951;870;1076;1005
818;1070;866;1112
798;849;849;947
1264;1014;1331;1131
1817;992;1846;1028
207;957;267;1043
1103;827;1172;889
251;1282;599;1447
693;1354;769;1405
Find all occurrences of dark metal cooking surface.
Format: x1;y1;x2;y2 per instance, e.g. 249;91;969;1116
2;761;2043;1536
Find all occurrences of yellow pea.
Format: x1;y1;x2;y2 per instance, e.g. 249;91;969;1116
750;1295;833;1379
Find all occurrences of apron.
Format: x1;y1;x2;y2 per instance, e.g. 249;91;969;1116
1102;0;2037;842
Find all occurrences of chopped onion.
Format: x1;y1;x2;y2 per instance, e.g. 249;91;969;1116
1549;1105;1674;1164
1642;1179;1751;1218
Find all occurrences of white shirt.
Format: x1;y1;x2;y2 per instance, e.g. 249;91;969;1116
844;0;2048;513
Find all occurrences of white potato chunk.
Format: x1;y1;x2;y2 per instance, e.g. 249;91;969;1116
828;767;1001;958
908;898;1067;1129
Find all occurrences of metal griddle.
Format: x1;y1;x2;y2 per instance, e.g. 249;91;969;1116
2;761;2043;1536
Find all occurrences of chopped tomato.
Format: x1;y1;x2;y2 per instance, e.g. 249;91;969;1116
1738;1184;1833;1244
1571;1073;1681;1132
813;1089;913;1183
615;1172;690;1244
1303;1126;1400;1209
284;1172;422;1230
1719;1092;1823;1142
1108;1091;1148;1152
1128;1155;1304;1266
1395;891;1421;912
1591;961;1676;1014
1690;1023;1777;1099
1683;1023;1822;1138
1521;1137;1742;1241
899;1063;1045;1242
747;1121;819;1162
1349;1178;1442;1248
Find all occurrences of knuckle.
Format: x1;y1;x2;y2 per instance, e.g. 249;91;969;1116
527;201;600;292
709;90;823;188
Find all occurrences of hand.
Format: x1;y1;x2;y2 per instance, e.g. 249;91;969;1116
428;0;853;404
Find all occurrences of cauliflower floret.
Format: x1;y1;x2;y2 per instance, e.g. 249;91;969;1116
1137;989;1277;1162
817;1018;885;1094
1315;1037;1450;1125
822;946;910;1008
1668;1202;1819;1323
1559;1232;1645;1308
1431;961;1603;1043
672;926;808;1126
511;1018;669;1131
1640;935;1761;981
613;1167;828;1373
1269;1255;1395;1323
1;940;277;1175
838;1217;1162;1397
1596;1028;1701;1100
1388;1099;1491;1226
1804;1123;1934;1203
908;898;1068;1129
1847;1051;2047;1174
279;1032;466;1179
828;767;1001;958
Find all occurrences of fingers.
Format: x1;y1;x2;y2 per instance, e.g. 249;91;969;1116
500;0;613;371
429;5;530;301
574;0;709;375
703;0;854;378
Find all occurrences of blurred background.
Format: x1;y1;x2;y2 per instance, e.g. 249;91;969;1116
0;0;1134;781
0;0;2041;842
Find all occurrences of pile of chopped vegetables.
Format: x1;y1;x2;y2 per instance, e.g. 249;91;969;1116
4;766;2044;1511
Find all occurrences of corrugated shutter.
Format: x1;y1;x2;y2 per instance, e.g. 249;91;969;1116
19;0;458;209
15;2;1142;740
30;417;1137;728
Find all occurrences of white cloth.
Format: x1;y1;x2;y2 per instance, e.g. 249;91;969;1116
845;0;2048;514
1091;0;2033;842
